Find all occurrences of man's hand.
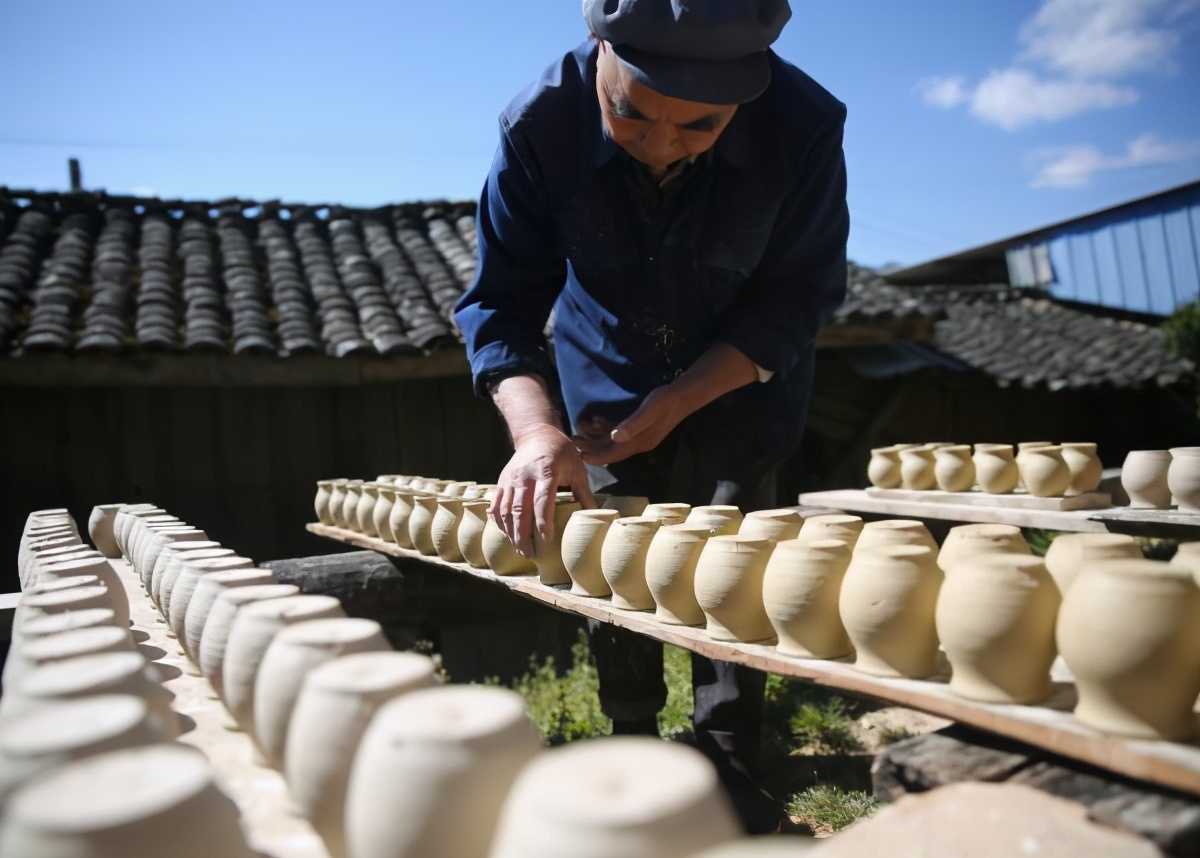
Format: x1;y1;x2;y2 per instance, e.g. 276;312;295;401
577;385;685;466
490;426;596;558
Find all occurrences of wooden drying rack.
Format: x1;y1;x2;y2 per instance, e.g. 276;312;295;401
308;521;1200;797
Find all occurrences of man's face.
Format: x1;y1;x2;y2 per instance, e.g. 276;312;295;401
595;41;738;172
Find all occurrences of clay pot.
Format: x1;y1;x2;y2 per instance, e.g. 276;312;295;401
147;540;222;604
455;501;491;568
972;444;1019;494
798;514;863;549
328;479;349;528
1168;447;1200;512
0;695;165;808
1170;542;1200;583
182;568;277;663
686;505;743;535
642;502;692;524
461;484;498;501
431;496;466;562
221;594;346;733
19;536;81;589
1121;450;1173;509
356;483;381;537
372;484;397;542
601;516;664;610
315;481;335;526
3;625;135;694
388;487;419;549
1057;559;1200;739
196;584;300;696
1017;445;1071;498
737;508;802;543
1042;533;1142;594
33;556;130;629
839;544;943;679
254;618;391;769
899;446;937;490
600;495;649;517
18;609;118;653
694;535;776;643
936;555;1060;704
286;652;437;858
481;516;537;576
0;744;255;858
407;493;441;555
488;737;741;858
854;519;937;554
1061;443;1103;496
156;547;235;613
113;505;164;557
936;523;1030;575
561;509;620;597
138;528;208;587
531;499;582;586
867;445;903;489
762;538;853;659
341;480;364;532
167;556;255;643
442;480;477;497
13;584;117;646
933;445;975;492
344;686;542;858
644;523;712;625
87;504;124;558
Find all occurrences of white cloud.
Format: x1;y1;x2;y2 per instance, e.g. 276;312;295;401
969;69;1139;130
1019;0;1196;79
914;75;969;109
1029;132;1200;187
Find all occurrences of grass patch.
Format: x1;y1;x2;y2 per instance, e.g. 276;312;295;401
508;631;610;743
1022;528;1060;557
787;785;880;835
660;644;693;738
789;697;863;753
878;726;916;745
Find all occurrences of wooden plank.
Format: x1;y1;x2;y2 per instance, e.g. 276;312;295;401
798;489;1112;532
1089;509;1200;541
865;487;1114;512
1;590;20;642
307;522;1200;797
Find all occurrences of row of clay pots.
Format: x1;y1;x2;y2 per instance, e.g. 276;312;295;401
1122;447;1200;511
868;442;1103;497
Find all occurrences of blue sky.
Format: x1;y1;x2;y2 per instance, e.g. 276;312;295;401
2;0;1199;268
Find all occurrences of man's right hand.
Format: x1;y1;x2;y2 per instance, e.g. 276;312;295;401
488;375;597;557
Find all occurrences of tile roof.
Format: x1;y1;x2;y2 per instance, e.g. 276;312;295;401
0;191;1190;391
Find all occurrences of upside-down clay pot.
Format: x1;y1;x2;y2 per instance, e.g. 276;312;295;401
762;538;853;659
936;523;1030;576
561;509;620;597
601;516;664;610
182;568;277;664
839;544;943;679
797;514;863;549
1042;533;1142;595
197;584;300;698
972;444;1019;494
87;504;125;559
694;535;777;643
644;523;713;625
737;508;802;543
936;554;1060;704
1057;559;1200;740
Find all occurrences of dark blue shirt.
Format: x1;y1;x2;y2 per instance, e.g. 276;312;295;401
454;42;848;459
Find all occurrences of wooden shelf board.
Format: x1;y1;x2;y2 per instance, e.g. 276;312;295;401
307;522;1200;797
864;487;1113;512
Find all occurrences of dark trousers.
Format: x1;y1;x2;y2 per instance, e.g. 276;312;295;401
584;398;785;773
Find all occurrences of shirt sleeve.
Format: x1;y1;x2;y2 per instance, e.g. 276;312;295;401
453;125;567;398
717;114;849;377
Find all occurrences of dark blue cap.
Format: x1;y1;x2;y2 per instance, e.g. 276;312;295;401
584;0;792;105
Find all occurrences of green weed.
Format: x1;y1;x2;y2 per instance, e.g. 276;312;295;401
787;785;881;835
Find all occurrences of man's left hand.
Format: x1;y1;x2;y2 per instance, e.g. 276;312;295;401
577;385;685;465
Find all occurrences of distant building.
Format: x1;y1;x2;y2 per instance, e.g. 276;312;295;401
885;181;1200;317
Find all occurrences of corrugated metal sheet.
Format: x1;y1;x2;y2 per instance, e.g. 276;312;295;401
1006;184;1200;316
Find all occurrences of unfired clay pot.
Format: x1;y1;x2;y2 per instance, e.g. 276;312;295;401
488;737;741;858
1121;450;1173;509
87;504;125;559
531;499;582;586
182;568;277;663
3;625;135;694
936;555;1060;704
1017;445;1072;498
430;497;466;562
1170;542;1200;583
867;445;903;489
221;594;346;734
762;538;853;659
839;544;943;679
972;444;1019;494
343;686;542;858
1057;559;1200;739
388;487;420;550
601;495;650;517
286;652;437;858
356;483;381;537
797;514;863;548
899;446;937;490
457;501;491;568
737;509;802;543
694;535;776;643
1042;533;1142;594
561;509;620;597
854;519;937;554
372;485;397;543
1168;447;1200;512
407;493;441;555
197;584;300;697
156;547;235;613
253;618;391;769
167;556;256;642
328;480;349;528
645;523;713;626
149;541;222;607
642;502;692;524
601;516;664;610
481;516;537;576
341;480;364;532
1061;442;1103;495
933;445;975;492
315;481;335;526
17;609;118;653
34;556;130;629
686;505;743;535
0;744;255;858
936;523;1030;575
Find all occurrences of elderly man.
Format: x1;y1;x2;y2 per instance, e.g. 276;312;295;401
454;0;848;832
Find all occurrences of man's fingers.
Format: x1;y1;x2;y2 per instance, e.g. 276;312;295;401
489;486;508;532
573;473;598;509
533;478;557;545
509;483;535;557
